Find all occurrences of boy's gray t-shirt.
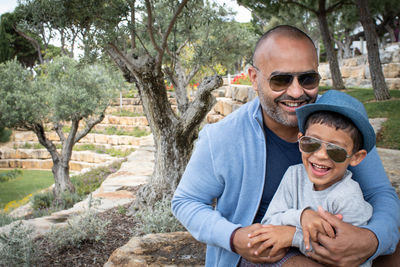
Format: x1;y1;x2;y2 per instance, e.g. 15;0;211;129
261;164;373;260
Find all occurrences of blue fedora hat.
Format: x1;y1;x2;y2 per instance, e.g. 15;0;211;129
296;90;376;152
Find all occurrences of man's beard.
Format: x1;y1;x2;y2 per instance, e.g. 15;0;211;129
258;81;315;128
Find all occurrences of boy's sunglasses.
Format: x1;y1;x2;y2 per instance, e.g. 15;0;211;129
253;66;320;92
298;136;353;163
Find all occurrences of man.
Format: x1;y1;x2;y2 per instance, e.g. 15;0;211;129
172;25;400;266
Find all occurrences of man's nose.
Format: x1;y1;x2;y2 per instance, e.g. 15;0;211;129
286;76;304;99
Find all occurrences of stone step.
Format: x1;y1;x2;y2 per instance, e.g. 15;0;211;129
0;159;99;171
1;149;115;163
103;115;148;126
106;105;144;114
10;131;151;146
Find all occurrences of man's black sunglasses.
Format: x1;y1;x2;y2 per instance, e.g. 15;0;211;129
253;66;320;92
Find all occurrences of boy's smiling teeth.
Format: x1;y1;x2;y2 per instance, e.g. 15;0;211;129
312;163;330;170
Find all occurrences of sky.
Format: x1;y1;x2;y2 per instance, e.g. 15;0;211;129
0;0;252;22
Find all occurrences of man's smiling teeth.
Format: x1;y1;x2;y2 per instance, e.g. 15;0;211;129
283;102;301;107
312;163;330;169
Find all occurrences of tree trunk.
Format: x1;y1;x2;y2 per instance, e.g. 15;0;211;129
52;159;75;197
107;46;221;207
356;0;391;100
317;11;345;89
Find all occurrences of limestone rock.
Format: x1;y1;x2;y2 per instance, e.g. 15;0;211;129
104;231;205;267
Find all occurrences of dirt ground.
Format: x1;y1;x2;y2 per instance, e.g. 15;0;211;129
33;202;206;267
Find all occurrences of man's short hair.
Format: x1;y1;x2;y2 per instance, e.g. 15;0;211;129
304;111;364;153
252;25;316;64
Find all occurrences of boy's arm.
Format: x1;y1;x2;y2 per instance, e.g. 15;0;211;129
349;147;400;258
261;166;306;229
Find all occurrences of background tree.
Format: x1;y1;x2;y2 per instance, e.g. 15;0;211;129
356;0;391;100
239;0;346;89
0;57;123;199
0;12;39;66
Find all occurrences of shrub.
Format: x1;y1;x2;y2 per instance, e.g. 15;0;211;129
45;210;110;251
133;197;185;236
0;127;12;143
32;191;54;210
0;222;38;266
0;169;22;183
0;212;16;227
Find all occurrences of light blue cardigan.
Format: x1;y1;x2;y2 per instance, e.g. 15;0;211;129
172;97;400;266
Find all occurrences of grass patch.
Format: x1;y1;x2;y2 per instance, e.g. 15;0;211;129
320;88;400;149
111;110;144;117
73;144;135;157
0;170;53;210
93;126;150;137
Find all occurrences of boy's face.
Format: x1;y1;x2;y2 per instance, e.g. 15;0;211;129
298;123;367;191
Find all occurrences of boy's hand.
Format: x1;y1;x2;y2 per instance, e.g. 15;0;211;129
301;209;336;250
247;225;295;258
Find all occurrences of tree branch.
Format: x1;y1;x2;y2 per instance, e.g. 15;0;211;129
75;112;105;143
181;75;222;136
145;0;162;55
54;122;66;143
31;123;60;162
156;0;190;70
326;0;351;13
281;0;317;14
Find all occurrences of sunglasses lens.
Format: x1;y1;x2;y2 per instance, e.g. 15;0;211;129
298;73;320;89
299;136;321;153
269;74;293;91
326;145;348;163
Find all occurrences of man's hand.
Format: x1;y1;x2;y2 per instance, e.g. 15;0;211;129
232;224;287;263
248;225;294;257
307;207;378;267
301;209;335;250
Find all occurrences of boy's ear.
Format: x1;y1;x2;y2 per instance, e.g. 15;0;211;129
349;149;367;167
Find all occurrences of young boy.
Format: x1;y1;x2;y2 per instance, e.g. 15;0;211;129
244;90;375;267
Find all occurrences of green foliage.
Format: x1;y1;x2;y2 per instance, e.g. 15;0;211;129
133;198;185;236
0;222;38;266
0;169;22;183
31;190;82;217
45;210;110;251
70;160;123;196
0;127;12;143
0;57;123;130
0;12;39;67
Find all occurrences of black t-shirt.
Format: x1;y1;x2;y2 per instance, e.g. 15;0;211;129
253;125;302;223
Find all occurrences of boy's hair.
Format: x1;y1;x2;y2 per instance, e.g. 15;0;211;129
304;111;363;153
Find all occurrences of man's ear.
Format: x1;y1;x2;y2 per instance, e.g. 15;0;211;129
248;66;258;92
297;132;303;140
349;149;367;167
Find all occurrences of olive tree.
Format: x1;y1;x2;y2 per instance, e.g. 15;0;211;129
0;57;123;199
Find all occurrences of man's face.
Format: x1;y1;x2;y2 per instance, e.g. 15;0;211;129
249;35;319;128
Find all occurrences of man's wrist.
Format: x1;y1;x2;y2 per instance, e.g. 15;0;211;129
230;227;242;253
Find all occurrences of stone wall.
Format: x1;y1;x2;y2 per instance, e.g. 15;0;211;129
319;43;400;89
